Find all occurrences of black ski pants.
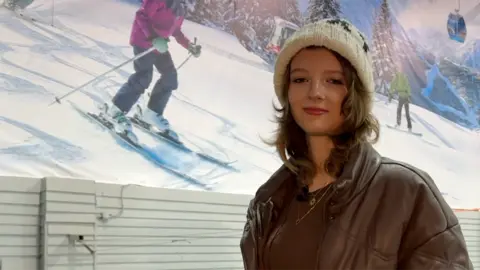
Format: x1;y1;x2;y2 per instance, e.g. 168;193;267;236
112;46;178;116
397;96;412;129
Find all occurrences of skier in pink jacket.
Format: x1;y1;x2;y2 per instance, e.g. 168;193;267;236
107;0;201;136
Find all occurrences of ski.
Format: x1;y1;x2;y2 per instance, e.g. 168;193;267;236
128;115;238;171
68;102;208;187
385;124;422;137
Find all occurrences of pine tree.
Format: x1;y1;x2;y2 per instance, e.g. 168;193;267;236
283;0;303;26
185;0;233;29
186;0;212;25
230;0;262;52
305;0;341;24
371;0;397;95
371;10;382;90
229;0;290;61
208;0;234;28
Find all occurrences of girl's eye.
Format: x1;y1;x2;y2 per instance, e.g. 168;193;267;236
327;78;344;85
291;78;308;83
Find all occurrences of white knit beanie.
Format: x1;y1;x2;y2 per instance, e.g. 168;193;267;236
273;18;375;106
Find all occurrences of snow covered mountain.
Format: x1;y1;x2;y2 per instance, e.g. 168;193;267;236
460;39;480;69
0;0;479;208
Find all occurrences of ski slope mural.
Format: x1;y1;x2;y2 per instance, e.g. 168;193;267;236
0;0;479;208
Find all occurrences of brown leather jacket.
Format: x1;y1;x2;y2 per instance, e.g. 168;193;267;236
240;143;473;269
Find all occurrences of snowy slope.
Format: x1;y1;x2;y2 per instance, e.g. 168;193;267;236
0;0;479;208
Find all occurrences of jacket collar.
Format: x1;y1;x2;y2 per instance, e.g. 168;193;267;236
254;142;382;208
329;143;382;211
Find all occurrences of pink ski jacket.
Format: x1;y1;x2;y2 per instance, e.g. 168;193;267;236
130;0;190;49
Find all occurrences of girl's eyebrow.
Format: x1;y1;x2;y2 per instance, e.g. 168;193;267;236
290;68;343;75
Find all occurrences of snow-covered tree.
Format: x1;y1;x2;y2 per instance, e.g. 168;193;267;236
231;0;280;51
186;0;301;64
371;0;397;95
185;0;233;31
282;0;303;26
209;0;235;27
185;0;211;25
305;0;341;24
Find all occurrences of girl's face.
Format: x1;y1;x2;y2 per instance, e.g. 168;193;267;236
288;48;348;136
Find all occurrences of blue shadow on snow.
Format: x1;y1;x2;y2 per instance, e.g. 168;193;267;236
0;116;85;162
0;73;54;98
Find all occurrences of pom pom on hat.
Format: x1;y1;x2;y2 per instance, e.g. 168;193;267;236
273;18;375;106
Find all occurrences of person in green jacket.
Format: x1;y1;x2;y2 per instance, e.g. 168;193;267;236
389;71;412;131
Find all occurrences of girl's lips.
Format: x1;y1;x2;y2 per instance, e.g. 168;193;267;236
303;107;329;115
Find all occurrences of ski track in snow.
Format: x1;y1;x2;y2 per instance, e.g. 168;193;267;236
410;112;455;149
0;0;479;208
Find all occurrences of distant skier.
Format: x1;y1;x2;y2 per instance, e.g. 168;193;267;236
389;70;413;131
106;0;202;136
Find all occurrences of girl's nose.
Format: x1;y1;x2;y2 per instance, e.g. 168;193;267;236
308;78;326;100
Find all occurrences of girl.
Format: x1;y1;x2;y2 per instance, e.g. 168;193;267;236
240;18;473;270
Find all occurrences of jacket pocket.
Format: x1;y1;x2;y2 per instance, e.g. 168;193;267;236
323;225;398;269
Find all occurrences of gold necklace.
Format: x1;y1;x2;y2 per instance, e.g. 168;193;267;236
308;189;323;206
296;184;332;225
306;181;331;206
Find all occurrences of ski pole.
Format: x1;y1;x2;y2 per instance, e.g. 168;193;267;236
176;54;193;70
48;46;156;106
49;36;197;106
176;37;197;70
51;0;55;26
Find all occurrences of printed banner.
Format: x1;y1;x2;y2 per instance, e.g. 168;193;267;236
0;0;478;207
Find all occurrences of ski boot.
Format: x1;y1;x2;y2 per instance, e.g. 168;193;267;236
134;105;180;142
142;107;170;132
101;103;139;144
